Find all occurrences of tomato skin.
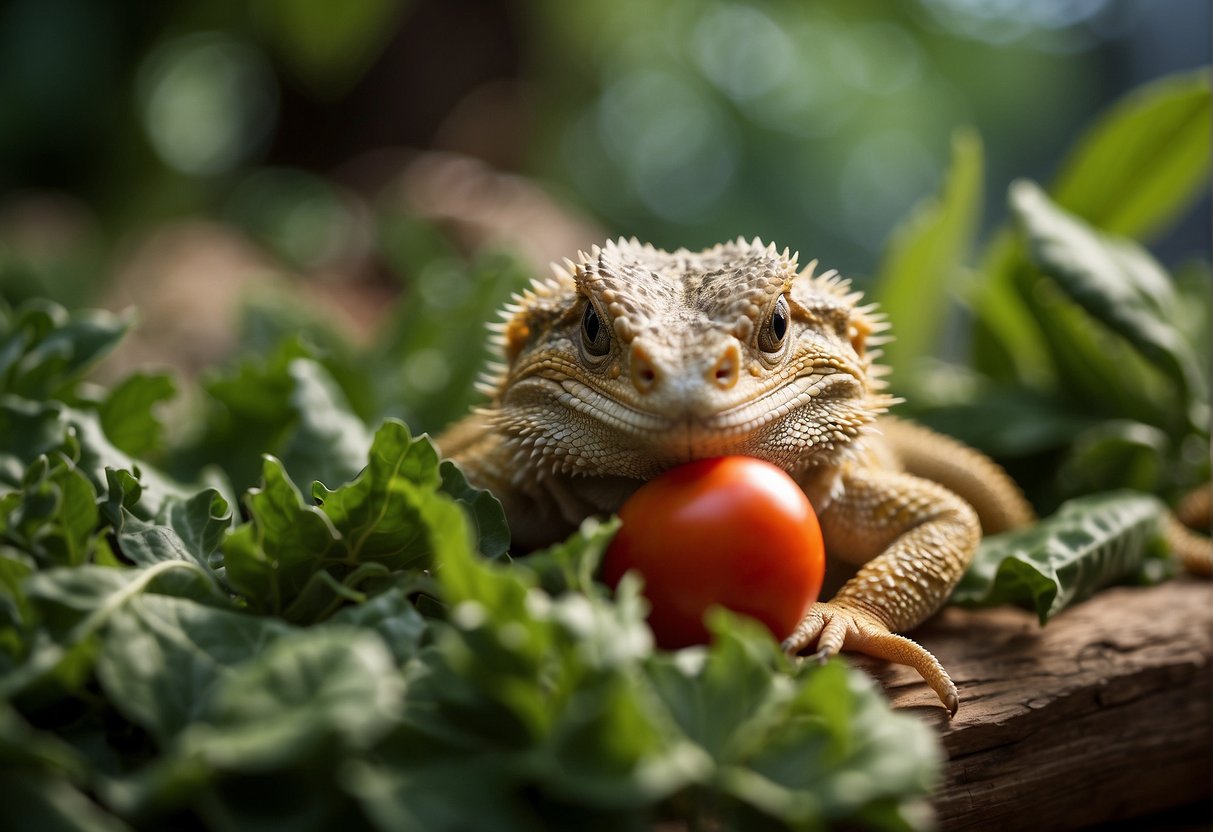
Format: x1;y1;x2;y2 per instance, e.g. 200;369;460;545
602;456;825;648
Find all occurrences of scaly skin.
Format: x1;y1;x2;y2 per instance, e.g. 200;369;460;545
438;237;1033;714
1168;484;1212;576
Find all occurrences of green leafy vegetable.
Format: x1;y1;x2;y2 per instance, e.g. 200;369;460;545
178;343;357;494
96;595;293;742
0;300;132;400
1011;181;1204;416
438;458;510;559
905;70;1211;519
0;371;940;831
281;357;373;490
873;128;983;384
96;372;177;459
1;453;100;569
175;626;404;769
968;70;1211;413
112;486;231;574
651;615;939;829
952;491;1170;623
372;246;531;434
1050;70;1211;242
222;419;475;622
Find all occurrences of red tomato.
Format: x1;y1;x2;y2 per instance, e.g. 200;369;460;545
602;456;824;648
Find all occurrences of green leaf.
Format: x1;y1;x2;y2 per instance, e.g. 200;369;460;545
178;626;403;769
523;516;621;596
70;409;193;517
1014;268;1174;431
1055;421;1171;499
0;550;35;665
236;296;378;421
906;384;1093;459
96;372;176;459
0;404;193;520
2;561;228;700
0;300;132;401
311;420;472;571
221;456;341;615
439;459;510;559
730;660;938;829
0;770;130;832
530;669;705;811
24;562;229;645
96;595;293;742
645;615;786;761
952;491;1168;623
646;612;940;829
182;349;374;495
392;539;699;821
425;542;557;744
548;573;654;672
0;396;70;487
1051;70;1211;242
1;453;98;569
345;757;542;832
223;421;474;621
969;72;1211;390
970;230;1057;389
327;586;426;664
873;128;983;385
1173;261;1211;380
374;249;532;434
280;358;372;491
178;338;309;492
114;488;232;574
98;469;142;529
0;701;88;779
1011;181;1204;419
101;627;401;825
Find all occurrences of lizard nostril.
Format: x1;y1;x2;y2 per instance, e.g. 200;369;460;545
709;342;741;390
631;345;659;393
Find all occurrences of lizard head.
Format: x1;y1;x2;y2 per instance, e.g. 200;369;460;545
482;237;895;480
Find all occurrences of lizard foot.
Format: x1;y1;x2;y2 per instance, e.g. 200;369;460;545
782;601;959;717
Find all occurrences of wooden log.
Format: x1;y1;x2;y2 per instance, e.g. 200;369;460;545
851;578;1213;831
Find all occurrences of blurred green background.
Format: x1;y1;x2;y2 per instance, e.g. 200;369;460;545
2;0;1208;294
0;0;1209;466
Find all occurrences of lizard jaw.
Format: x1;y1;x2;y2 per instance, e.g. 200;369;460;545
497;371;877;478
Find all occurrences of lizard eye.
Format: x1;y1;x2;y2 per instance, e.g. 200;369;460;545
758;295;790;353
581;300;610;357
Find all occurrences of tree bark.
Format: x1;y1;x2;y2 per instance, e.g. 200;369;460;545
853;578;1213;831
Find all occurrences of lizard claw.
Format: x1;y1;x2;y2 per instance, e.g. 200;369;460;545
784;601;960;717
807;647;832;665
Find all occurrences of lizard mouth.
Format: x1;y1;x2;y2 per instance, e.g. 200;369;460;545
529;370;864;462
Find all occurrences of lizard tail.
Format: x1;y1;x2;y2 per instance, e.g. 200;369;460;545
878;418;1036;534
1176;483;1210;529
1167;484;1211;577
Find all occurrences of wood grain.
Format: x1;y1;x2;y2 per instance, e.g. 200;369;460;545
850;578;1213;831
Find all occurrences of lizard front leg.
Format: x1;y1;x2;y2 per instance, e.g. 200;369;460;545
784;465;981;715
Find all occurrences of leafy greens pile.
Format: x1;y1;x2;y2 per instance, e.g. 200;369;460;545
871;71;1210;620
0;304;940;830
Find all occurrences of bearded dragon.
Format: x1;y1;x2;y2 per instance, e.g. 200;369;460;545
437;237;1038;715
